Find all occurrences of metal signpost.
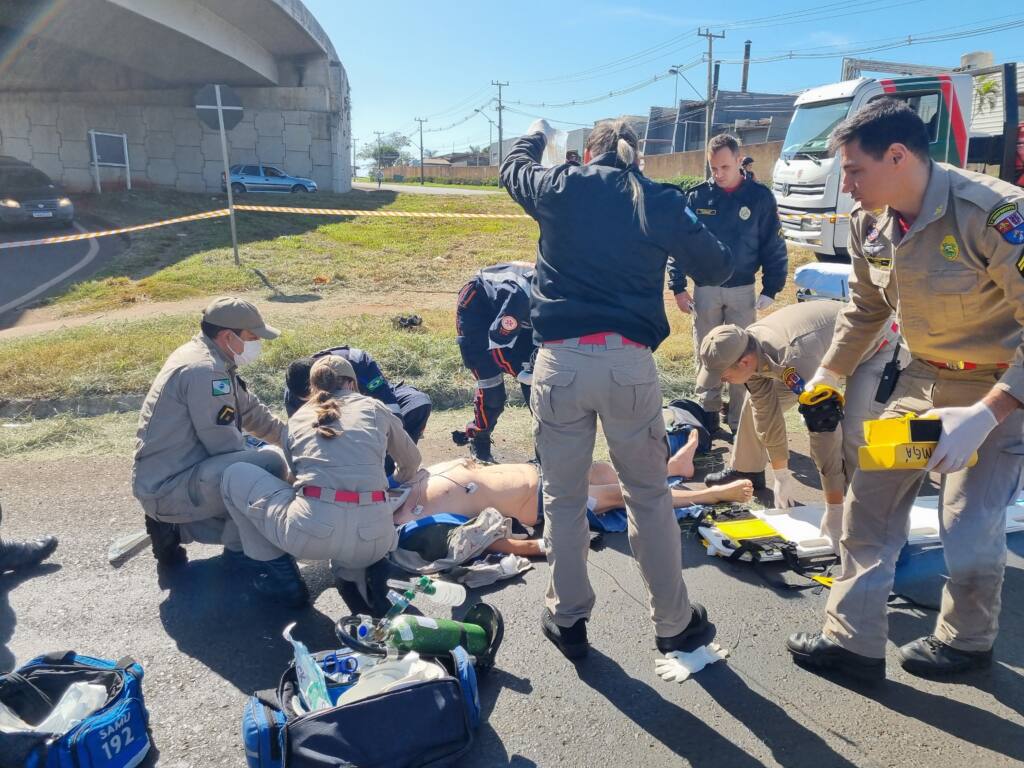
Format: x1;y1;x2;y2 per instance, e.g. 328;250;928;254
195;83;243;264
87;130;131;193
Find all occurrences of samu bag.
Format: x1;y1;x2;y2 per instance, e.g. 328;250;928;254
0;651;150;768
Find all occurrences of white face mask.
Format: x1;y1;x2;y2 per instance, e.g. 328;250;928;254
233;338;263;366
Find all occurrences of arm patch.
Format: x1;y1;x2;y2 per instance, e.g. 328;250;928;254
216;405;237;426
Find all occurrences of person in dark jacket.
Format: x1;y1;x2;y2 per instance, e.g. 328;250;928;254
670;134;788;433
501;117;732;660
452;262;537;463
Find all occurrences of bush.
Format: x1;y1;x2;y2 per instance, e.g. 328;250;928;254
657;174;704;190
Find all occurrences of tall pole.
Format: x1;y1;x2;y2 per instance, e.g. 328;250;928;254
215;84;239;266
374;130;384;178
697;28;725;179
492;80;508;169
415;117;427;185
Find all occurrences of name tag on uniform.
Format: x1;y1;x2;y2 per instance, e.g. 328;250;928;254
696;208;716;216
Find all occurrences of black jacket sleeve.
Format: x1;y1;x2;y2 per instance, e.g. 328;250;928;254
664;189;733;290
667;187;701;294
757;190;789;298
500;133;551;217
350;348;399;410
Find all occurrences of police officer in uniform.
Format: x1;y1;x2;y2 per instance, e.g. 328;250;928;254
501;117;732;659
671;134;788;433
452;262;536;463
284;345;432;448
222;355;422;613
697;301;903;544
132;298;288;572
788;99;1024;679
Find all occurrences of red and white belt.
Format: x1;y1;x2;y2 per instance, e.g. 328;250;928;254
302;486;387;505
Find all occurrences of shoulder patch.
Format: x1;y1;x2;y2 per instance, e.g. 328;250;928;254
366;375;385;391
212;378;232;396
988;201;1024;245
499;314;519;333
216;405;236;426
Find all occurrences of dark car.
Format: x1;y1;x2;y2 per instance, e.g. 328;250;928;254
221;164;317;194
0;157;75;228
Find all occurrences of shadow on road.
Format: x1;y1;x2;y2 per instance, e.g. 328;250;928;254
0;562;61;673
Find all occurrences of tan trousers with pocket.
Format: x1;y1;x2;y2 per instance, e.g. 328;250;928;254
693;284;757;430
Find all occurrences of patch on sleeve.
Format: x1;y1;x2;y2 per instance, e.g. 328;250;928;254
366;375;384;391
499;314;519;334
216;405;236;426
211;378;232;396
988;201;1024;245
1016;252;1024;279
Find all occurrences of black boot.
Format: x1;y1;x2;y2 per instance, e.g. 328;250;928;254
145;516;187;566
0;536;58;574
898;635;992;677
701;409;721;436
252;554;309;608
656;603;710;653
704;466;766;490
470;433;498;464
335;558;392;618
786;632;885;681
541;608;588;660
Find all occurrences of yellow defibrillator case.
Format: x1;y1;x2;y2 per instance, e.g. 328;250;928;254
858;414;978;471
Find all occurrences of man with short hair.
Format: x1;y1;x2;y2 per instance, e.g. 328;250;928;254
698;300;902;543
788;98;1024;680
132;298;297;599
671;133;788;433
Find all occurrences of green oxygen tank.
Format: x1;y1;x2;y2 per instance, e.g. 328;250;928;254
385;614;489;655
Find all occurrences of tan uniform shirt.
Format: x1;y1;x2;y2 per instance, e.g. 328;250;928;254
132;334;285;499
823;163;1024;402
288;390;421;491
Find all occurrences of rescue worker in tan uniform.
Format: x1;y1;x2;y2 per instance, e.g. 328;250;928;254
132;297;287;570
788;99;1024;679
698;300;903;544
221;355;422;613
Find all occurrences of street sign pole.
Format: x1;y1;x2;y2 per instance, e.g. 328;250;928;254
215;84;240;265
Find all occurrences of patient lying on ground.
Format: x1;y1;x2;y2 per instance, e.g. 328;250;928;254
393;431;753;557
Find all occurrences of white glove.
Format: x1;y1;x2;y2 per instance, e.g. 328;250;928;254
526;118;555;142
755;294;774;311
772;467;799;508
819;502;844;549
516;368;534;386
923;402;997;473
805;366;842;394
674;290;694;314
654;644;730;683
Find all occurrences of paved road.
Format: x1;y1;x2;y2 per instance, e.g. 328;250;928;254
3;449;1023;767
0;218;120;325
352;181;498;196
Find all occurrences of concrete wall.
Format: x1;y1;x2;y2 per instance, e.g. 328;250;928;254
643;141;783;181
0;83;351;193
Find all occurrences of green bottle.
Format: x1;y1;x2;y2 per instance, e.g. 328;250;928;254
386;614;489;655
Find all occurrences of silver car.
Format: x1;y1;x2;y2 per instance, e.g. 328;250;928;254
222;164;317;194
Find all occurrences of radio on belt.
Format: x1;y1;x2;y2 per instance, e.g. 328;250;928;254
858;414;979;471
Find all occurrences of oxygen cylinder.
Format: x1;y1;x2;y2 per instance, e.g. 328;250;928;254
385;615;489;655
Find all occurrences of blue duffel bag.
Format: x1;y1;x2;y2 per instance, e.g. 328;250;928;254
242;646;479;768
0;652;151;768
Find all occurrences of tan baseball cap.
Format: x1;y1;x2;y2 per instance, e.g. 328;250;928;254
696;325;751;389
311;355;357;384
202;297;279;339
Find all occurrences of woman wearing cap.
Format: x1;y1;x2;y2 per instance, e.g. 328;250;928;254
221;355;422;611
500;117;734;659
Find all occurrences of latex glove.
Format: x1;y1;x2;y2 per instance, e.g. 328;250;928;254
526;118;555;142
756;294;774;311
516;368;534;386
923;402;997;473
772;467;799;508
654;644;730;683
674;290;695;314
819;502;844;549
805;366;842;394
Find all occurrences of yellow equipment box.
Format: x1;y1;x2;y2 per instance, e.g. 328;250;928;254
858;414;978;471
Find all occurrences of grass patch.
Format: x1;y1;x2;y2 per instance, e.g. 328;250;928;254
0;412;137;459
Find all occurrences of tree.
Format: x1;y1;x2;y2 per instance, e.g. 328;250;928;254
974;75;1001;114
357;132;411;168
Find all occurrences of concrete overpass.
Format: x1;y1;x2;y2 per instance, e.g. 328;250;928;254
0;0;351;192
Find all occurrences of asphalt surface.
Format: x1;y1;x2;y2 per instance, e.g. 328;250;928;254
3;446;1024;767
0;217;122;326
352;181;498;196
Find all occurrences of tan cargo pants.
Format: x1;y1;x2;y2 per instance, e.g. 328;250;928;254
693;284;757;430
730;340;896;495
532;336;692;637
141;447;287;549
823;359;1024;657
220;462;398;583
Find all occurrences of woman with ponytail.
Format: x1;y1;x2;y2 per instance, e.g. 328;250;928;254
220;355;421;613
500;116;734;660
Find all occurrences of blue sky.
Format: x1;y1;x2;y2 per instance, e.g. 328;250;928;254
307;1;1020;155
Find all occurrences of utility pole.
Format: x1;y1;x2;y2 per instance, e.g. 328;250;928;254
414;118;427;185
351;136;357;177
492;80;508;170
697;28;725;179
374;130;384;175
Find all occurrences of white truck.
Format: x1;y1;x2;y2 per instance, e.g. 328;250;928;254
772;60;1022;300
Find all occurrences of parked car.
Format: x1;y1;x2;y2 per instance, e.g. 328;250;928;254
221;164;317;194
0;156;74;228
